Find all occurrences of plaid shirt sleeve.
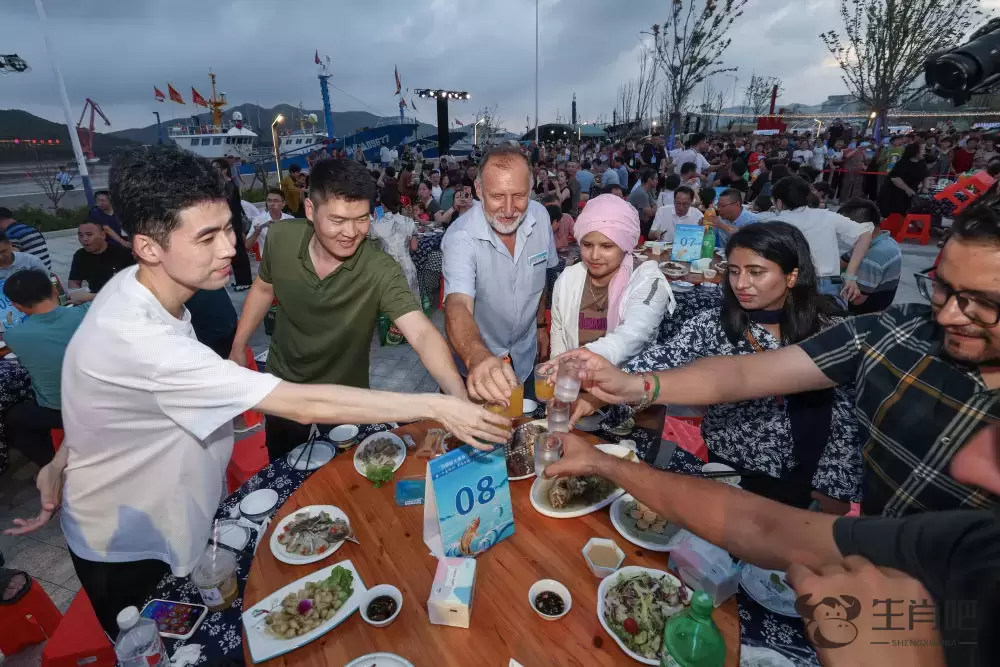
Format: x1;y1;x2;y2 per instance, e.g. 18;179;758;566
797;313;883;386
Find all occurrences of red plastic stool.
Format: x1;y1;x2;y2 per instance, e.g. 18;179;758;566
895;213;932;245
226;430;269;494
41;589;115;667
0;576;63;656
934;171;996;216
252;241;262;261
50;428;65;452
241;346;263;430
662;416;708;462
879;213;904;237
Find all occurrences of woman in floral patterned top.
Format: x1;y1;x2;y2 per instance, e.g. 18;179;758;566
589;222;863;510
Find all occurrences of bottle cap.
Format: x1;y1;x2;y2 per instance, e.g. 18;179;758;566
116;606;139;630
690;590;714;616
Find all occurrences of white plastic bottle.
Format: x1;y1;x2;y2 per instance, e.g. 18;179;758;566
114;606;167;667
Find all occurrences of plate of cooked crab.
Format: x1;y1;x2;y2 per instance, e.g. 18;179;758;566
529;443;638;518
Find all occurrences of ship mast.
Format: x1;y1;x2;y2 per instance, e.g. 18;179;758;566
208;70;227;128
317;55;334;141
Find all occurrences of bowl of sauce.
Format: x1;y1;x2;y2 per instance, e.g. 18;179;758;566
360;584;403;628
528;579;572;621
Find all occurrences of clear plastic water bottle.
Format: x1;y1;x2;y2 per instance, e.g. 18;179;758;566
114;606;167;667
662;591;726;667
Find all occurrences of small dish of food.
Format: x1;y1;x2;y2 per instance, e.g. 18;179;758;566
582;537;626;578
328;424;360;450
610;494;681;551
528;579;572;621
659;261;689;279
360;584;403;628
354;432;407;486
270;505;357;565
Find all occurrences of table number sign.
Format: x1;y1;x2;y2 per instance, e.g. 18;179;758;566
423;444;515;558
0;278;27;331
671;224;706;262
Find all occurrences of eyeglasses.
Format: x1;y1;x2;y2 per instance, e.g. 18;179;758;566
914;272;1000;326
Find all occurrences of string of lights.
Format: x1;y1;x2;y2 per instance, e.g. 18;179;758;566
414;88;470;100
710;110;1000;119
0;138;62;145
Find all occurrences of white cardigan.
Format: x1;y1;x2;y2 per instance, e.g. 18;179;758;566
550;261;675;365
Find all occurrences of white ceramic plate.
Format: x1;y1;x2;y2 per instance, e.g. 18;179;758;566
609;494;681;552
240;489;279;518
243;559;366;664
214;520;252;551
353;432;406;477
345;654;414;667
529;443;634;518
739;564;800;618
597;566;692;666
269;505;351;566
285;439;337;472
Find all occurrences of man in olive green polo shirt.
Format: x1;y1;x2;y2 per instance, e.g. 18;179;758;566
231;158;467;460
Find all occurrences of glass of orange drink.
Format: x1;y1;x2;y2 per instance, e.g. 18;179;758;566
534;362;556;403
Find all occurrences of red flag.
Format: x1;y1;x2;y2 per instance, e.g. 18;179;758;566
154;86;165;102
167;84;184;104
394;65;401;95
455;118;464;126
314;49;320;65
191;88;208;107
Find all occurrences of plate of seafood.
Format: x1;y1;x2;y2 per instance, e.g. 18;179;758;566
505;420;547;481
269;505;357;565
353;432;407;478
528;443;637;518
609;494;681;551
243;559;366;663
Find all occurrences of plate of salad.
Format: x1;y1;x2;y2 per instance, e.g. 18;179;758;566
597;566;692;665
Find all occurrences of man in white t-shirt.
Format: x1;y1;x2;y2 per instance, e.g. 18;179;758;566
791;137;814;167
4;147;510;637
246;188;293;257
671;133;712;177
648;185;703;242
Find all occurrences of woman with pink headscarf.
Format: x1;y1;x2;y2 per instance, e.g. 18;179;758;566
549;194;675;364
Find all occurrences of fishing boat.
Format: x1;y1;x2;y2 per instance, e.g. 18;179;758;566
167;72;257;160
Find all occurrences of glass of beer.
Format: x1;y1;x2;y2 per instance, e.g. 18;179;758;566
534;362;556;403
487;382;525;420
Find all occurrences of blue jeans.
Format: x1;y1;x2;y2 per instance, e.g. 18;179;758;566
817;277;847;309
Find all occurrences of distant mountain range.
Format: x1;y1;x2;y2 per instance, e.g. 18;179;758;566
0;104;436;163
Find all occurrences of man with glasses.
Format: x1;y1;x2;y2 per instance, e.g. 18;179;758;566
564;200;1000;518
711;188;758;246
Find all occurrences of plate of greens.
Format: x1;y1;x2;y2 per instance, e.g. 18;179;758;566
353;432;406;486
597;566;692;665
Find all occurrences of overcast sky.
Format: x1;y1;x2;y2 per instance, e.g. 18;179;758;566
1;0;994;134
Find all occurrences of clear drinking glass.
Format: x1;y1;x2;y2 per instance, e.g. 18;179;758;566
534;363;556;403
534;433;563;478
547;399;571;433
554;359;583;403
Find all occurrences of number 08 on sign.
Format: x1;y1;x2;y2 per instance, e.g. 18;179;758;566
423;444;515;559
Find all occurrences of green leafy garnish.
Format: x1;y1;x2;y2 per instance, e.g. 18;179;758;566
322;565;354;599
365;463;394;488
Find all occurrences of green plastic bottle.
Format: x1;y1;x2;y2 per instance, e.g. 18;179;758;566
661;591;726;667
700;209;717;260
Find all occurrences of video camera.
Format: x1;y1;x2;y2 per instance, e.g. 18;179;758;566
925;18;1000;106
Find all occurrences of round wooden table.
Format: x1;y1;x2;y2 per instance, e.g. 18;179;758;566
243;421;741;666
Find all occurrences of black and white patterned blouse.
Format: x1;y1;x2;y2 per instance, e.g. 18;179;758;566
624;308;863;501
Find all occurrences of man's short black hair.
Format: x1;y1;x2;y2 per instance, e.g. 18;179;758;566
289;163;302;174
685;133;706;148
680;161;698;175
385;166;396;178
718;188;744;206
641;169;656;185
699;187;717;207
603;183;624;196
771;176;812;210
663;173;681;191
674;185;696;201
95;190;110;199
838;198;882;224
613;155;625;165
2;269;52;308
0;207;12;221
581;160;592;170
266;187;284;199
308;158;376;207
108;147;227;247
754;194;773;212
951;188;1000;245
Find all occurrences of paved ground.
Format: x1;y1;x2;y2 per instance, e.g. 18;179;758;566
0;230;935;664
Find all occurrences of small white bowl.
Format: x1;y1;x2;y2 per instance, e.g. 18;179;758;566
239;488;279;521
360;584;403;628
522;398;539;415
701;462;742;487
328;424;360;448
582;538;626;579
528;579;571;621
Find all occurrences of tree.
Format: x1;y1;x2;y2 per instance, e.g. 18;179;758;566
633;47;660;124
616;81;635;128
743;73;784;117
25;151;68;212
474;105;503;147
647;0;749;133
820;0;987;134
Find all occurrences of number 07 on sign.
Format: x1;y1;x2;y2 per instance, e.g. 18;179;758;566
423;444;515;558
